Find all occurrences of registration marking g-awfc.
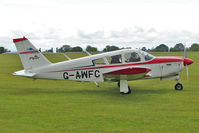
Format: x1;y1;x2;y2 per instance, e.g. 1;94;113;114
63;69;103;81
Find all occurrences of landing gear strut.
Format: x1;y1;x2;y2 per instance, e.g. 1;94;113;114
118;80;131;94
175;76;183;90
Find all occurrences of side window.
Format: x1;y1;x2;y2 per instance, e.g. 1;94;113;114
93;58;106;65
106;54;122;64
125;52;141;63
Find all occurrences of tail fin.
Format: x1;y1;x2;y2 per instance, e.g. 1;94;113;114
13;37;51;70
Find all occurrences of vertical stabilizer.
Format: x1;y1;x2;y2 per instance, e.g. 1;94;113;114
13;37;51;70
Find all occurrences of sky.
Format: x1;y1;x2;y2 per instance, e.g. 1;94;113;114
0;0;199;51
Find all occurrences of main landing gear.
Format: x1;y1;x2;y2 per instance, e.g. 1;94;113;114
118;80;131;94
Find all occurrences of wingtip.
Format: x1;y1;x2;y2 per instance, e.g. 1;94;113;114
13;36;28;43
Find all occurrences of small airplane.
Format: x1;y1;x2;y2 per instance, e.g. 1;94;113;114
13;37;194;94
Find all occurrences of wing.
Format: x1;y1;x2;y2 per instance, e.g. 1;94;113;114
104;67;151;81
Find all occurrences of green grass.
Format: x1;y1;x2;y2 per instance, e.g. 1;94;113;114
0;52;199;133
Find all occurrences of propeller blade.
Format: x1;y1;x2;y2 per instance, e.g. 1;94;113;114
184;43;189;80
186;64;189;80
184;43;187;58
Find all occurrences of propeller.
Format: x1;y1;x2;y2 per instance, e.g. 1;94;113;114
184;44;189;80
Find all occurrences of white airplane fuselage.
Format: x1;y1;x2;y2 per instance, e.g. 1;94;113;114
23;49;185;82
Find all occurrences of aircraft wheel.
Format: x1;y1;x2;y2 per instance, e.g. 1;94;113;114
120;86;131;94
127;86;131;94
117;81;120;87
175;83;183;90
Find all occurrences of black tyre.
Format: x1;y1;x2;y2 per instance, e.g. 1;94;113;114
117;81;120;87
127;86;131;94
120;86;131;94
175;83;183;90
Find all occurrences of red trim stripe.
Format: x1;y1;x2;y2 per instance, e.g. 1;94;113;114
105;67;151;75
13;37;28;43
51;57;184;72
20;51;39;54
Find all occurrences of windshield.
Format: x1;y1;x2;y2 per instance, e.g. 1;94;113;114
124;52;141;63
141;51;155;61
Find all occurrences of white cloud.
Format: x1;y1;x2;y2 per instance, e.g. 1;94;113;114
0;0;199;51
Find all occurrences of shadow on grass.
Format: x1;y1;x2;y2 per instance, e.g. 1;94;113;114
1;86;173;97
133;88;172;95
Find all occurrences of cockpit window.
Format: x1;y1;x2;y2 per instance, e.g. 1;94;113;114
141;51;154;61
125;52;141;63
107;54;122;64
93;58;106;65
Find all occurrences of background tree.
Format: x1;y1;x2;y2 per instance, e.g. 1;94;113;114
58;45;71;52
152;44;168;52
0;47;9;54
190;43;199;51
71;46;83;52
56;47;59;53
45;48;53;53
0;47;5;54
103;45;120;52
86;45;98;52
170;43;184;52
141;47;147;51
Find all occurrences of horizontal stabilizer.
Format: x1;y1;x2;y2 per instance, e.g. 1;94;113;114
13;70;36;77
106;67;151;75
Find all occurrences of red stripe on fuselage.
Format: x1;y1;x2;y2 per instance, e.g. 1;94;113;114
51;57;184;72
106;67;151;75
20;51;39;54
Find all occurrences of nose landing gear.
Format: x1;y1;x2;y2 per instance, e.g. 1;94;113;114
175;76;183;90
175;83;183;90
161;75;184;91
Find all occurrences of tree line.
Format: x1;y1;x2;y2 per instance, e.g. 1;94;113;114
1;43;199;54
46;45;120;53
53;43;199;53
141;43;199;52
0;47;10;54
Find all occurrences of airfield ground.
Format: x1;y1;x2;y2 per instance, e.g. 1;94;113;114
0;52;198;133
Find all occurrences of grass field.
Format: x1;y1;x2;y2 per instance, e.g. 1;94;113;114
0;52;199;133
